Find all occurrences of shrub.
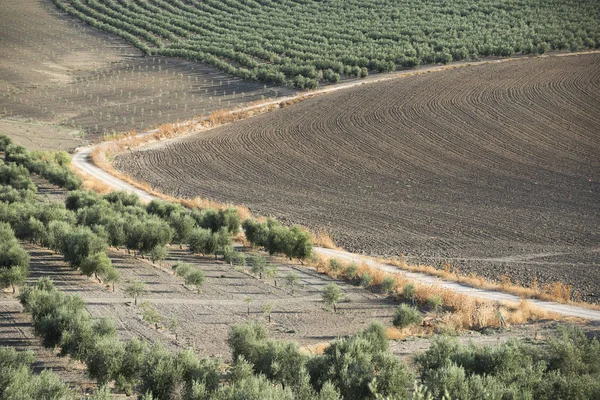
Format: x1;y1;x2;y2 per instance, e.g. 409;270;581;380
65;190;101;211
285;272;300;294
172;262;192;277
219;208;241;234
329;258;342;273
214;227;233;258
85;335;125;385
309;323;412;399
80;252;113;282
242;219;269;247
427;295;443;314
0;134;12;151
103;191;140;207
146;199;184;218
44;220;72;253
360;272;373;289
0;265;27;293
393;304;422;328
249;255;267;279
168;212;196;248
0;346;74;400
343;262;358;279
125;281;146;305
403;283;416;304
149;245;168;263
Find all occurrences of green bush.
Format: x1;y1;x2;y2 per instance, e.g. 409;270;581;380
415;329;600;400
343;263;358;279
146;199;185;219
0;134;12;152
381;276;396;294
309;322;412;399
189;227;217;255
184;269;205;293
393;304;422;328
168;212;196;247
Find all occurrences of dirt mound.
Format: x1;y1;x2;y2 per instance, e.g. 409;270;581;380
115;54;600;301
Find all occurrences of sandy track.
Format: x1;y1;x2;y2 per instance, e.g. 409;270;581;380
114;54;600;301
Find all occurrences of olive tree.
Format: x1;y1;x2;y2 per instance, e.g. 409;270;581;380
80;252;113;282
285;272;299;295
169;212;196;249
322;283;343;312
125;281;146;305
62;227;106;268
249;255;267;279
184;269;205;294
0;265;27;293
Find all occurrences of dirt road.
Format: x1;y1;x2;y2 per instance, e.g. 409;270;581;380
73;149;600;321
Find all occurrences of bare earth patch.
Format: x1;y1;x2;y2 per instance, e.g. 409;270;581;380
20;244;399;359
0;0;290;148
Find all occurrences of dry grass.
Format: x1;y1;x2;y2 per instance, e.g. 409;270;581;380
306;254;566;331
73;168;113;194
311;229;338;249
381;257;600;310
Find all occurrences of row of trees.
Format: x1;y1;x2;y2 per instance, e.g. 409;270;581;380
3;143;82;190
18;279;220;398
415;329;600;399
0;135;314;296
228;321;411;399
51;0;600;87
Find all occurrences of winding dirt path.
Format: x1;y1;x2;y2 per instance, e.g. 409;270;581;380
73;51;600;321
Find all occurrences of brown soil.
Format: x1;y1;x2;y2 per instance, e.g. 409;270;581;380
18;244;402;360
0;0;290;148
114;54;600;302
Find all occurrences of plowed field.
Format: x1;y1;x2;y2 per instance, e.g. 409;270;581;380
115;54;600;300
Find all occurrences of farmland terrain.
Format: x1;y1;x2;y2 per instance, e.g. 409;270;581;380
115;54;600;301
0;0;287;147
50;0;600;88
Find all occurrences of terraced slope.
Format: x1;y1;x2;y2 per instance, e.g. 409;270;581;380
115;54;600;299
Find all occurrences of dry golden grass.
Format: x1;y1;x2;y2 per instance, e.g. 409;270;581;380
381;257;600;310
311;229;337;249
73;168;113;194
305;254;566;331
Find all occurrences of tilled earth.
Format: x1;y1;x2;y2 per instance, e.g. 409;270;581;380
115;54;600;301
